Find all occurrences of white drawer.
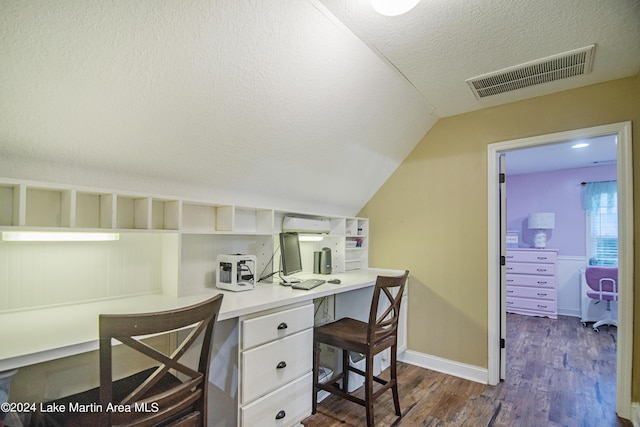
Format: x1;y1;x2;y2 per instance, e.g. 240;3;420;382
241;372;312;427
506;274;554;288
241;329;313;404
242;304;314;350
506;262;555;276
506;296;557;313
506;286;555;301
506;250;557;264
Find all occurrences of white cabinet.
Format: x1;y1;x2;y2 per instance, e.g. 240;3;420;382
505;249;558;319
240;373;312;427
239;303;314;427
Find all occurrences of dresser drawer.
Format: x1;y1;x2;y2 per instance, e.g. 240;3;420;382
506;274;554;288
241;372;312;427
242;304;314;350
506;286;555;300
241;329;313;404
506;296;557;313
506;250;557;264
506;262;555;276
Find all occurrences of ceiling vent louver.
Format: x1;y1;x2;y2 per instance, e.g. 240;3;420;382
466;44;595;99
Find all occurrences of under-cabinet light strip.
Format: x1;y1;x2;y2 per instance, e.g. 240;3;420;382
1;231;120;242
298;235;325;242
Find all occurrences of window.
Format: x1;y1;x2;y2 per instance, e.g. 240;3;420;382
583;181;617;266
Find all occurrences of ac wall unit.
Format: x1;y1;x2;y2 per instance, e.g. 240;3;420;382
282;216;330;234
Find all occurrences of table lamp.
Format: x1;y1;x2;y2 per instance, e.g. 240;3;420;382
528;213;555;249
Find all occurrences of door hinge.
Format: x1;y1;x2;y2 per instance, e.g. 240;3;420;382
499;173;506;183
500;338;506;349
500;256;506;266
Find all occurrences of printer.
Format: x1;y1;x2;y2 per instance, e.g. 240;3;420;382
216;254;256;292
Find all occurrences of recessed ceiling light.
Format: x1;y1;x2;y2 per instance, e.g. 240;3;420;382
371;0;420;16
572;143;589;149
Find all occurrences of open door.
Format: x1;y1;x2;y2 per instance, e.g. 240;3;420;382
499;154;507;380
487;122;633;418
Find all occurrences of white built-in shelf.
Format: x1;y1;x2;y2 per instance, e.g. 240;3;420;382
0;177;368;257
0;178;369;308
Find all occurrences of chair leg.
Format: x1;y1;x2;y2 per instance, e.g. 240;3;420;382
390;346;401;416
592;300;618;331
364;353;375;427
312;341;320;414
342;349;349;393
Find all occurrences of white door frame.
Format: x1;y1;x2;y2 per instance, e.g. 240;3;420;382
486;121;634;419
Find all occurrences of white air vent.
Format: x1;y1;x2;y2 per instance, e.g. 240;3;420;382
466;44;595;99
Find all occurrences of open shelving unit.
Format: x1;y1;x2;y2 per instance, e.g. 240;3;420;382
0;178;368;311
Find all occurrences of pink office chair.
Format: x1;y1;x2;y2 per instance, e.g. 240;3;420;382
584;266;618;332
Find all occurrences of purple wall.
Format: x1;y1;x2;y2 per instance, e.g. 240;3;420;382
506;165;616;256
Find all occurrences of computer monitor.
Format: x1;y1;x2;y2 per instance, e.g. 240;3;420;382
280;232;303;276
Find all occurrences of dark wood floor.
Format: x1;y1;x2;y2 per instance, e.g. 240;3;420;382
303;314;630;427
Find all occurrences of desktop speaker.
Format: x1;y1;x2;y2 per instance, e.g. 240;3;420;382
319;247;332;275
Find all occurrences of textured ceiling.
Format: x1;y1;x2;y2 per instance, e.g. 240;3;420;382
1;0;638;216
320;0;640;116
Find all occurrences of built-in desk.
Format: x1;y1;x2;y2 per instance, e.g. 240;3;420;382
0;268;406;427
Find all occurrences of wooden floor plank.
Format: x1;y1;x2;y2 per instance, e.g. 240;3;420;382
303;314;631;427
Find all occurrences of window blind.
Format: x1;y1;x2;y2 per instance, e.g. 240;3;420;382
584;181;618;266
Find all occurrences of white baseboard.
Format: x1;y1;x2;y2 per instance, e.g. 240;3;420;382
631;402;640;427
399;350;488;384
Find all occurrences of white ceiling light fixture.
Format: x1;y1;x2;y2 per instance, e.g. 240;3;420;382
371;0;420;16
572;143;589;149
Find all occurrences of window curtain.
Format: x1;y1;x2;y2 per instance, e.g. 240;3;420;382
582;180;617;266
582;180;617;212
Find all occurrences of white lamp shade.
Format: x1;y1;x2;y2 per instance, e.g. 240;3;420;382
371;0;420;16
528;213;555;229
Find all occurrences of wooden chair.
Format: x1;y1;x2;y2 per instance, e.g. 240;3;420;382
40;294;223;427
312;270;409;427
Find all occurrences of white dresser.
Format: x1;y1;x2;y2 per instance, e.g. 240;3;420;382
505;249;558;319
238;302;314;427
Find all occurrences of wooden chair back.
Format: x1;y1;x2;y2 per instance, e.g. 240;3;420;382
98;294;223;427
367;270;409;350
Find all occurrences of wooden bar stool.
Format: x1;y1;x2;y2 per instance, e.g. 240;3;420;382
312;270;409;427
35;294;223;427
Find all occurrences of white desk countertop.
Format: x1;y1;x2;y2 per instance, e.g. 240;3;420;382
0;269;401;372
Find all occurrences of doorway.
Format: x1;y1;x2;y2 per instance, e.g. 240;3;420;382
486;122;634;419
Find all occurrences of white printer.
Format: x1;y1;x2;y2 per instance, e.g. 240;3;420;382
216;254;256;292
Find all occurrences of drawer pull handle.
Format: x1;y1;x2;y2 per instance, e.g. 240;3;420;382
536;256;548;260
276;410;286;420
537;293;547;297
536;268;547;272
537;305;548;309
277;322;288;330
276;361;287;369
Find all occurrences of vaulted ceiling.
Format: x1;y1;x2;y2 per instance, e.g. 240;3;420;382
1;0;639;215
